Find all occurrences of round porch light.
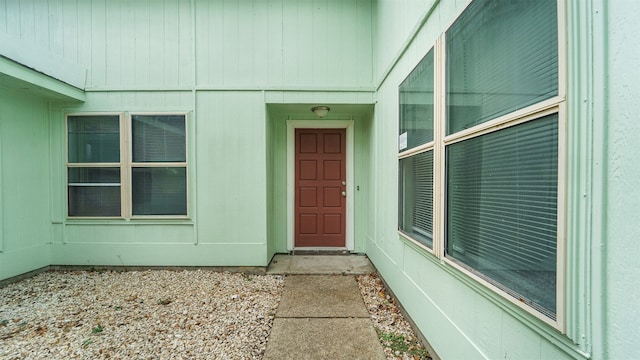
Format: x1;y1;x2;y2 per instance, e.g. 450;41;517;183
311;105;330;118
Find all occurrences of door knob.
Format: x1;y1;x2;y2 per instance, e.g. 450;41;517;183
342;191;346;197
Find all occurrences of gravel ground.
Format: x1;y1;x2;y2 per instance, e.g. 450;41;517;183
356;273;431;360
1;270;430;360
0;270;284;359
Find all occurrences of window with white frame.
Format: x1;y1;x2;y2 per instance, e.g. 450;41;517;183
67;114;188;218
398;50;435;249
398;0;563;327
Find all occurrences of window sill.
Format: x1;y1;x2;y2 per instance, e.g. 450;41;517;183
61;218;194;226
398;230;436;258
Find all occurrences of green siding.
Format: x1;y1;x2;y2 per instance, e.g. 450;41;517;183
367;0;640;359
0;0;373;90
602;1;640;358
1;0;375;266
195;91;267;247
266;111;289;254
0;87;52;280
50;243;267;267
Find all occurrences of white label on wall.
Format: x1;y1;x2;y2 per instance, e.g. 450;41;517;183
399;132;408;151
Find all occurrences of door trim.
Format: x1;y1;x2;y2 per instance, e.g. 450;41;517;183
287;120;355;251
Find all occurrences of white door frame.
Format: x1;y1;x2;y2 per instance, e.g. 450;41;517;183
286;120;355;251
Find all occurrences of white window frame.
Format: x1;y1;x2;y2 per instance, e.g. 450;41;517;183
397;47;437;255
128;112;189;219
397;0;567;331
65;112;189;220
398;145;436;254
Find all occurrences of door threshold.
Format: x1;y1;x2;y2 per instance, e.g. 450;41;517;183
291;247;350;255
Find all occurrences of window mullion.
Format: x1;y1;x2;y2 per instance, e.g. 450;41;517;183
555;102;568;332
434;36;446;259
131;162;187;167
399;142;434;159
121;113;130;219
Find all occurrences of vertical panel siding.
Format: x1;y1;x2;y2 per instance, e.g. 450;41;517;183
1;0;373;89
355;0;373;86
76;1;92;83
0;88;52;279
281;1;301;85
3;1;22;37
374;0;439;82
88;0;106;86
47;0;64;57
222;0;241;85
18;0;36;43
251;0;269;87
81;0;194;89
33;1;50;51
0;0;6;33
104;1;124;86
604;1;640;358
62;0;79;62
195;0;373;88
194;0;220;87
195;91;267;246
266;0;283;86
134;0;151;86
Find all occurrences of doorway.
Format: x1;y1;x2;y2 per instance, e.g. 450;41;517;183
286;120;354;251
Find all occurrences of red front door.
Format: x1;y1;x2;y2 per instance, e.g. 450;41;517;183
295;128;346;247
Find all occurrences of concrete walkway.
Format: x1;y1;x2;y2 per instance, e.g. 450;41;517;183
264;255;386;360
266;254;376;275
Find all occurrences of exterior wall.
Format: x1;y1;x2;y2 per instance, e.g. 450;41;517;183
374;0;436;82
0;0;373;91
0;87;52;280
602;1;640;358
195;0;373;89
266;109;290;255
0;0;375;269
194;91;268;263
368;0;640;360
49;91;270;267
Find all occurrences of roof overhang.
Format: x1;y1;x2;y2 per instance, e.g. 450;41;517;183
0;32;85;102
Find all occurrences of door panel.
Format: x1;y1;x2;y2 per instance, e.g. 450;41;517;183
323;187;341;207
299;161;317;179
295;128;346;247
323;160;342;180
323;214;341;234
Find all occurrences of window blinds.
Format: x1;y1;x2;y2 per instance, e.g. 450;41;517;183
132;115;186;163
446;0;558;134
132;167;187;216
67;115;120;163
446;114;558;318
399;150;434;248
